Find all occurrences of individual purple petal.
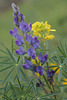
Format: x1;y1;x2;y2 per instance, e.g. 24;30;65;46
15;40;22;46
38;53;43;62
16;50;22;55
47;69;50;77
27;23;32;32
10;27;18;37
23;64;30;69
10;30;15;37
16;34;24;44
16;46;26;55
14;17;19;26
47;69;55;77
32;36;38;43
27;48;36;59
36;66;43;76
13;27;18;34
25;34;32;44
42;54;48;63
25;59;33;67
20;14;24;21
19;21;28;32
50;70;55;77
31;39;40;49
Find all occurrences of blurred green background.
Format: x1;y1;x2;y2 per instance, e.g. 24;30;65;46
0;0;67;50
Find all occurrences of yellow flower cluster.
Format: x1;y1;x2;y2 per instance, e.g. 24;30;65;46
32;21;56;41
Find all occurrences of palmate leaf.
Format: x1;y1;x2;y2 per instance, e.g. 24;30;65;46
2;67;15;85
0;42;16;62
0;65;14;72
19;67;28;83
58;41;66;57
17;66;22;81
24;78;34;96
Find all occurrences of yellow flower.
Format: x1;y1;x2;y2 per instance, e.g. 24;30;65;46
35;72;39;77
63;79;67;85
32;21;56;41
50;63;59;74
43;34;54;41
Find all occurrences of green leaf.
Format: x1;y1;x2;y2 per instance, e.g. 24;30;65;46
62;57;67;66
17;66;22;81
19;67;28;83
17;76;22;89
40;92;60;99
2;67;15;85
0;65;14;72
10;82;19;94
58;67;62;82
0;42;16;62
43;74;52;91
11;39;13;53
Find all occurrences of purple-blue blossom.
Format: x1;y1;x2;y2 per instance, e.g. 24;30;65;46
10;27;18;37
26;34;40;49
19;21;32;33
38;53;48;64
27;48;36;59
16;46;26;55
15;34;24;46
47;69;55;77
36;66;43;76
23;59;33;69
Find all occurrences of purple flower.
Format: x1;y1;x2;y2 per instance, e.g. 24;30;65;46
23;59;33;69
27;48;36;59
31;36;40;49
19;21;32;33
20;14;24;21
16;46;26;55
14;17;19;26
38;53;48;64
26;34;40;49
15;34;24;46
36;66;43;76
47;69;55;77
27;23;32;32
25;34;32;44
10;27;18;37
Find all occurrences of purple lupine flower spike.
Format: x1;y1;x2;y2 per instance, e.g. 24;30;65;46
36;66;43;76
10;27;18;37
27;48;36;59
16;46;26;55
15;34;24;46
